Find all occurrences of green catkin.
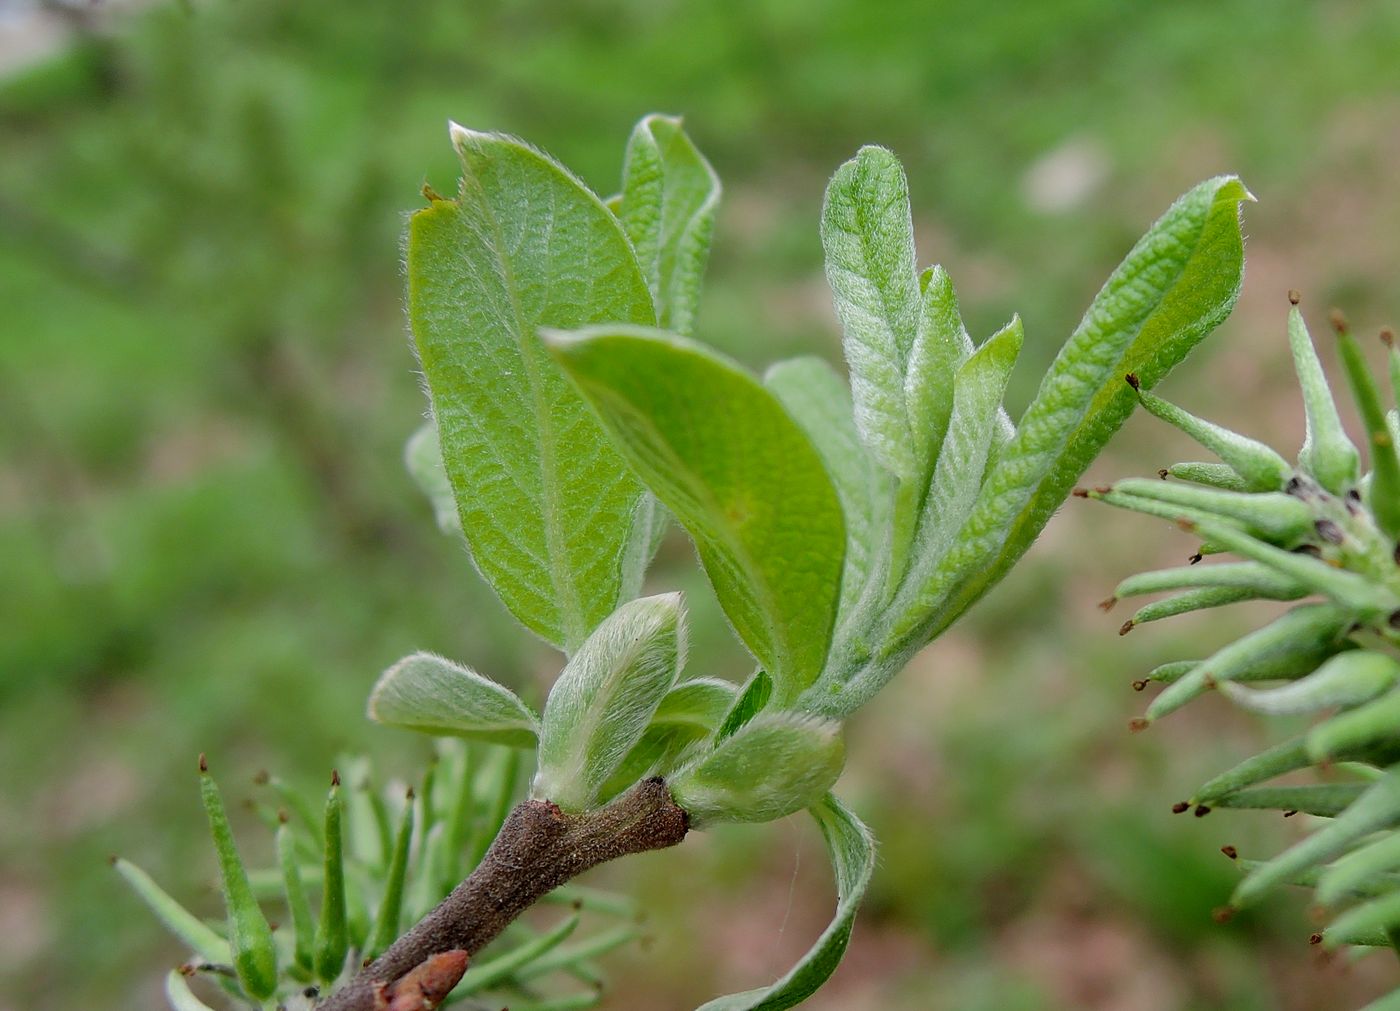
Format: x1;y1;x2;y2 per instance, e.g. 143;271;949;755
1218;651;1400;716
1210;783;1365;817
1336;320;1400;539
1187;516;1399;618
1319;833;1400;906
1232;767;1400;909
1145;602;1352;721
1127;586;1297;630
1192;737;1310;804
1166;461;1251;491
1288;304;1360;493
1112;560;1305;602
1306;689;1400;763
314;771;349;983
1128;376;1293;491
198;758;278;1001
1107;477;1315;544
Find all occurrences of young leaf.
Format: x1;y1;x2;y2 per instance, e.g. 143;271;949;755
878;177;1250;678
716;669;774;741
821;145;921;478
198;759;278;1001
407;124;656;651
368;652;540;748
695;795;875;1010
534;593;686;812
765;356;891;626
905;316;1023;578
670;713;845;826
403;422;462;536
616;114;721;336
904;266;975;493
545;327;845;705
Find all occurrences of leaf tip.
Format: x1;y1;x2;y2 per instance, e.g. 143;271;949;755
198;753;208;774
1288;289;1302;306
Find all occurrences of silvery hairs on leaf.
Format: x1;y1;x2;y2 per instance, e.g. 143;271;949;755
534;593;686;812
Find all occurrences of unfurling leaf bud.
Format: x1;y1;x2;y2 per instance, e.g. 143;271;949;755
670;713;845;827
534;593;686;811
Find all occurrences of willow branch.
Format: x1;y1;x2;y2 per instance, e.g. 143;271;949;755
317;777;689;1011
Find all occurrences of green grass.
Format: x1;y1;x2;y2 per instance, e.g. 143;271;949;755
4;0;1400;1007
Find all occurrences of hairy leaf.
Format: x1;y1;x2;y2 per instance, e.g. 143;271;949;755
821;146;921;478
404;422;462;535
671;713;845;826
617;114;720;336
546;327;845;705
885;177;1250;663
534;594;685;811
765;357;890;626
407;125;655;651
368;652;540;748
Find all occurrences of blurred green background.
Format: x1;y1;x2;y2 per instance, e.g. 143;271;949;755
4;1;1400;1007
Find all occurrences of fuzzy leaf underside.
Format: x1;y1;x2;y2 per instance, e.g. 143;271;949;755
367;652;540;748
534;594;684;811
765;356;890;626
546;326;845;705
407;127;656;651
617;114;721;337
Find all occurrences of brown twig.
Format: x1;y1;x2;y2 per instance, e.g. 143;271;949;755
318;777;689;1011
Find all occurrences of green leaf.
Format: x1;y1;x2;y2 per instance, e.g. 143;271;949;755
765;357;891;626
695;794;875;1010
546;327;845;705
905;266;975;494
1211;783;1365;817
671;713;844;826
716;669;773;741
407;124;656;651
598;677;737;800
905;315;1023;579
616;114;721;337
881;177;1251;669
534;594;686;812
404;422;462;536
198;758;278;1001
368;652;540;748
821;146;921;478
